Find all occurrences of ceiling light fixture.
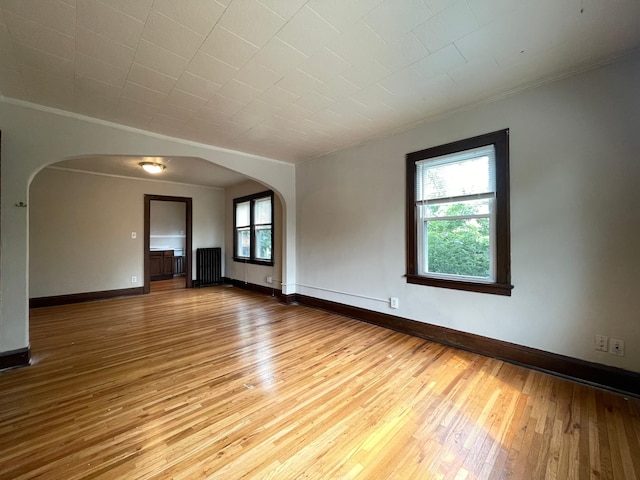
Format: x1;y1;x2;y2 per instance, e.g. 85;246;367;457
139;162;166;174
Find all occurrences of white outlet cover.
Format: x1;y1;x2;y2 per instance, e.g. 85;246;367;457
595;334;608;351
131;232;137;239
610;338;625;356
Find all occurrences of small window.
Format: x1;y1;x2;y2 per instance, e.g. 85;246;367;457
406;130;512;295
234;191;274;265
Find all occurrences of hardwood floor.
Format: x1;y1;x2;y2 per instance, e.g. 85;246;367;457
1;287;639;479
150;276;186;292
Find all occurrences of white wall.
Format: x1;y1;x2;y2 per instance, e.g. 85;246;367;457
296;52;640;372
0;100;296;353
150;200;187;252
29;168;223;298
225;180;283;289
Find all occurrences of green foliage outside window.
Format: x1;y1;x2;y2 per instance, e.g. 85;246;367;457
425;202;490;278
256;229;272;260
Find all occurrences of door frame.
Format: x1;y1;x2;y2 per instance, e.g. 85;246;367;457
144;194;193;293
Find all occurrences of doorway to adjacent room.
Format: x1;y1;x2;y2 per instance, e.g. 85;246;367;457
143;195;193;294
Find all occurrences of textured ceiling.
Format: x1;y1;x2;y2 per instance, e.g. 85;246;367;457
52;155;251;188
1;0;640;163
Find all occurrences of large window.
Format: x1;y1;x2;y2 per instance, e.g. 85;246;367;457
234;190;274;265
406;129;512;295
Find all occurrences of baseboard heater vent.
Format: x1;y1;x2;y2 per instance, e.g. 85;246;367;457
195;247;221;287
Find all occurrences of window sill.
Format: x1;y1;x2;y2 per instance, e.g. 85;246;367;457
406;274;513;296
233;257;274;267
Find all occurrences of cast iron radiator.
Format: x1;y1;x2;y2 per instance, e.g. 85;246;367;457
195;247;221;287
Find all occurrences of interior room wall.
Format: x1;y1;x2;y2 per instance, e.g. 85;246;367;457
225;180;283;290
150;201;187;251
296;52;640;373
29;167;224;298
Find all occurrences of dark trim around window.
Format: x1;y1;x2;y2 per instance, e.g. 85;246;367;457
406;129;513;296
233;190;274;266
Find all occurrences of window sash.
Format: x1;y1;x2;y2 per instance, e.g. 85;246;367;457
254;225;272;261
235;201;250;227
417;197;496;281
236;227;250;258
254;197;272;224
416;146;496;202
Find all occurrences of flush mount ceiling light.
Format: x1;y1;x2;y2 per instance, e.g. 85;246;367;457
139;162;166;174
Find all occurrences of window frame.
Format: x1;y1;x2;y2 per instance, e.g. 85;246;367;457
233;190;274;266
406;129;512;296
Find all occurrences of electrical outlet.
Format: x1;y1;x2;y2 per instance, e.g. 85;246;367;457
131;232;137;239
131;276;137;283
595;334;608;351
609;338;624;356
389;297;399;309
266;276;273;284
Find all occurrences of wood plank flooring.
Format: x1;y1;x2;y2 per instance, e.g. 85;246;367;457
150;277;186;293
1;286;639;479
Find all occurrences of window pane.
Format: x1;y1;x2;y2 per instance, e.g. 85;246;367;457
423;218;491;279
423;199;491;218
254;197;271;224
417;148;495;201
237;228;250;257
236;201;250;227
255;226;272;260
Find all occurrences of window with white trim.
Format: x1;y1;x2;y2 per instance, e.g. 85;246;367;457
234;190;274;266
406;130;512;295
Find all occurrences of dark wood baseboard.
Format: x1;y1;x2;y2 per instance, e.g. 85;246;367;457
280;294;296;305
294;294;640;398
221;277;292;304
30;287;144;308
223;277;282;299
0;347;31;371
